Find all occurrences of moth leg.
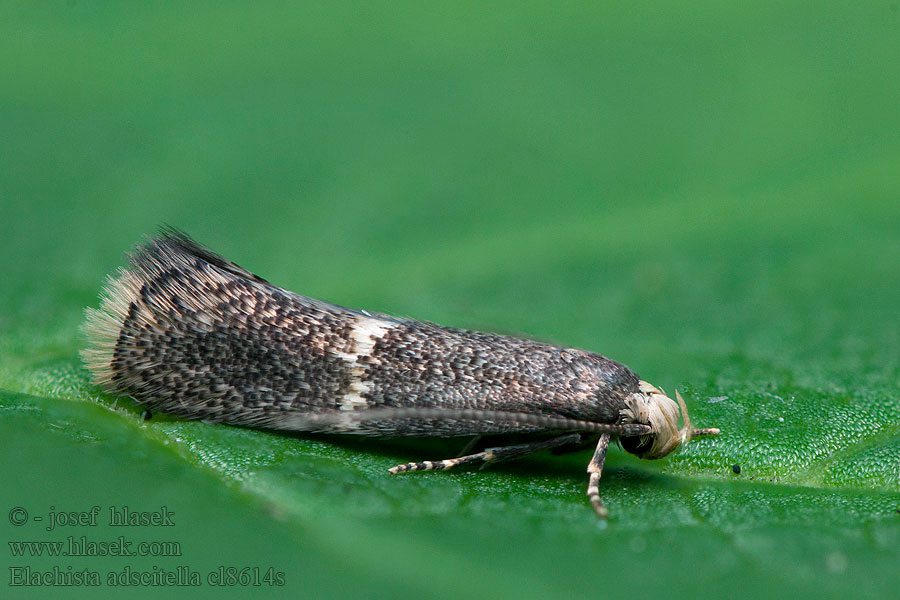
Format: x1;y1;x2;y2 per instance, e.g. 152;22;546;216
586;434;611;519
389;433;584;475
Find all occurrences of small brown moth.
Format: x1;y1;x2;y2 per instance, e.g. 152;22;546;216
83;229;719;518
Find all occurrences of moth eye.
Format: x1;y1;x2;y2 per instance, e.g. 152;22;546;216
620;434;654;456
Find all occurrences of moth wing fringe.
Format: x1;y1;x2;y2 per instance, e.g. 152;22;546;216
80;267;149;389
150;225;271;285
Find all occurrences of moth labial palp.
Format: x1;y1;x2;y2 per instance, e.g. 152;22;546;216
82;228;721;519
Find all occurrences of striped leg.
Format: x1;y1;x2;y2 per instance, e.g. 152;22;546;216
586;434;611;519
389;433;584;475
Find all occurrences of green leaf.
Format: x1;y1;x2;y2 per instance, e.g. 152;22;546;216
2;2;899;599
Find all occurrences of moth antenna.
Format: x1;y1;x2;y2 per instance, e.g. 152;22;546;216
675;389;692;445
272;407;652;437
691;427;721;437
675;390;721;442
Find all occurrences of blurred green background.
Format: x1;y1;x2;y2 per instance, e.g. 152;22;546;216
2;2;899;598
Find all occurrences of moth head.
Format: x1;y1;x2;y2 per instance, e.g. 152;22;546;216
619;382;719;459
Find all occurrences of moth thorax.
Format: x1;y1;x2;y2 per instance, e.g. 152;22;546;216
620;381;685;459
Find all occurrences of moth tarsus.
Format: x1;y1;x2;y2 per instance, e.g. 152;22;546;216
387;432;585;474
82;228;720;520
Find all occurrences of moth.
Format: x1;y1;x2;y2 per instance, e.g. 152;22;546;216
82;229;719;518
